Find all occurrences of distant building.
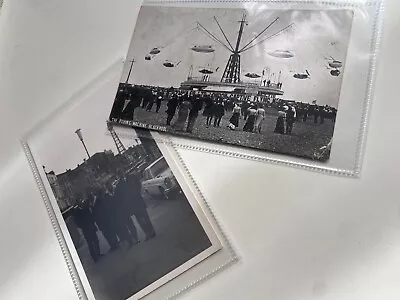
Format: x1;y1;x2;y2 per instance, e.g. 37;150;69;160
45;146;146;210
45;170;70;211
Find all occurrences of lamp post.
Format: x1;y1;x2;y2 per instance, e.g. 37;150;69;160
74;128;90;159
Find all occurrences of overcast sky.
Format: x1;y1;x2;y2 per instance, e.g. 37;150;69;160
121;5;353;107
32;82;139;174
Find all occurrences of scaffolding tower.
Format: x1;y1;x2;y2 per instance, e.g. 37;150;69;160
107;122;126;154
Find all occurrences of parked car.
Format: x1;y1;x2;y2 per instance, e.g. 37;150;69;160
141;156;179;199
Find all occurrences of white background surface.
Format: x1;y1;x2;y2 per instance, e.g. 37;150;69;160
0;0;399;299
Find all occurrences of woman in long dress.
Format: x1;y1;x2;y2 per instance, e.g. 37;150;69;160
228;104;241;130
173;100;190;131
274;107;287;134
243;106;257;132
254;104;266;134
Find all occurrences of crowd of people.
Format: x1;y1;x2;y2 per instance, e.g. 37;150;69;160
70;170;156;262
110;84;337;137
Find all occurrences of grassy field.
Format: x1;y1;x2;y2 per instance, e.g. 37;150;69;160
129;101;335;161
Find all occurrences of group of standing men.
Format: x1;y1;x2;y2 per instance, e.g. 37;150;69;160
109;84;337;137
72;171;156;262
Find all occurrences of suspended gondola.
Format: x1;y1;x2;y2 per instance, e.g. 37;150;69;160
268;50;294;58
293;70;310;79
327;56;342;69
163;60;181;68
198;66;219;74
149;47;161;55
245;72;261;78
330;69;340;76
191;45;215;53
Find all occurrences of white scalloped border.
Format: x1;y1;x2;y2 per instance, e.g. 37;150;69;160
21;141;87;300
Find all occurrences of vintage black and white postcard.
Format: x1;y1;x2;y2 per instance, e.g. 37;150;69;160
23;68;226;299
108;4;354;161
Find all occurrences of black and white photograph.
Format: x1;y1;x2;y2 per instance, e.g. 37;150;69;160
109;5;354;161
29;94;222;300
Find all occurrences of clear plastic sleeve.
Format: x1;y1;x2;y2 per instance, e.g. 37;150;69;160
21;60;237;300
108;0;384;177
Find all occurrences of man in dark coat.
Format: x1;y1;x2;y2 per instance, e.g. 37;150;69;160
141;89;152;109
110;88;128;120
74;199;102;262
286;106;296;134
313;105;320;123
91;190;119;252
319;106;326;124
146;91;157;112
155;94;163;113
125;173;156;241
114;175;139;244
103;183;135;247
166;94;179;125
213;101;225;127
121;86;142;120
186;96;203;133
241;101;250;120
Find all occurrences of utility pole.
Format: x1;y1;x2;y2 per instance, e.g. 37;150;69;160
125;59;135;84
74;129;90;159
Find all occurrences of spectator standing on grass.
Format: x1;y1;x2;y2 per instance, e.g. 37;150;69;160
146;91;157;112
243;105;257;132
203;96;214;127
313;105;319;123
74;198;102;262
110;87;128;121
286;105;296;134
213;100;225;127
319;106;326;124
186;96;203;133
254;104;266;134
242;101;250;120
121;88;141;121
166;94;179;126
274;106;287;134
155;95;163;113
174;98;190;131
141;89;151;109
228;103;241;130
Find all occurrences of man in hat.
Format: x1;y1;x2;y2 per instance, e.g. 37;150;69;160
74;198;102;262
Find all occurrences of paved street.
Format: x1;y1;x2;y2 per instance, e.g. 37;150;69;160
75;195;212;300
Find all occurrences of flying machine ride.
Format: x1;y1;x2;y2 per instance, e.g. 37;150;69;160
293;70;310;79
268;50;294;58
191;45;215;53
325;56;342;77
199;66;219;74
163;60;181;68
150;47;161;55
328;58;342;69
245;72;261;78
330;69;340;76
